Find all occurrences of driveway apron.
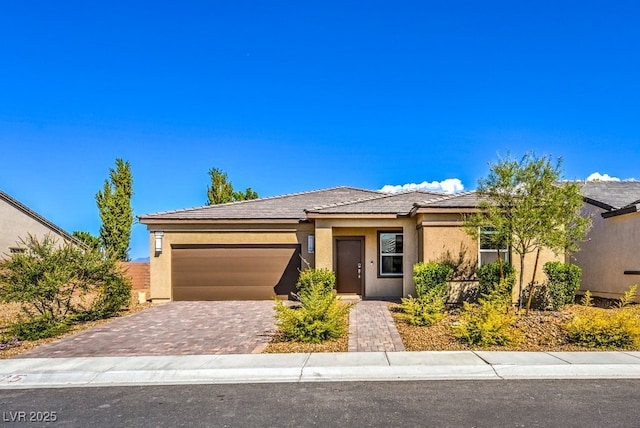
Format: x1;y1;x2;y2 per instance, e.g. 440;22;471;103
18;301;277;358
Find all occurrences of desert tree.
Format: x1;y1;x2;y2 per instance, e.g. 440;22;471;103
465;153;590;309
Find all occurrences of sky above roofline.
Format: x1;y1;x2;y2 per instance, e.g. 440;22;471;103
2;1;639;259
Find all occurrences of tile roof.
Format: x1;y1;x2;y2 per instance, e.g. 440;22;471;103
307;190;445;215
580;181;640;210
414;191;480;208
138;187;382;221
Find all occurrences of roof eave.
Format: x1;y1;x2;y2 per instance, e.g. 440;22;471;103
138;217;302;225
413;207;480;214
602;205;638;219
583;197;616;211
305;213;401;219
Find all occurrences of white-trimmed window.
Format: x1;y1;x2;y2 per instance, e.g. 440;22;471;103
478;227;509;266
379;232;403;276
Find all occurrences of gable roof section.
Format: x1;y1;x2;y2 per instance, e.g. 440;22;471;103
306;190;445;216
138;187;383;222
581;181;640;211
0;190;78;243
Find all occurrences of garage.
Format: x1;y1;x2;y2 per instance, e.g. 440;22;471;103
171;244;301;300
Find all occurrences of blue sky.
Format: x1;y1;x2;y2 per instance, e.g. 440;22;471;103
1;1;638;260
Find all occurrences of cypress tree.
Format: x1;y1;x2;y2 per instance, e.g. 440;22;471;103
96;158;133;261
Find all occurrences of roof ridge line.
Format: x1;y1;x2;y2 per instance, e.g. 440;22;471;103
417;190;477;205
307;193;391;211
138;186;382;218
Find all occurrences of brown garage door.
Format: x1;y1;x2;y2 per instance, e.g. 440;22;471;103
171;245;301;300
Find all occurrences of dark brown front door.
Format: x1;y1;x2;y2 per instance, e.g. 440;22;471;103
336;238;364;294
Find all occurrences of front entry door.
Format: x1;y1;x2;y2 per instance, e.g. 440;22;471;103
336;238;364;294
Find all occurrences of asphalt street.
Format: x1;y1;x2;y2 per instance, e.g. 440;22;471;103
1;380;639;427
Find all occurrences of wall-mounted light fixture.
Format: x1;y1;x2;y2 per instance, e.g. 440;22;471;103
154;231;164;255
308;234;315;254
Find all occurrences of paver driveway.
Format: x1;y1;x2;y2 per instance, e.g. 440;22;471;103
19;301;277;358
17;300;406;358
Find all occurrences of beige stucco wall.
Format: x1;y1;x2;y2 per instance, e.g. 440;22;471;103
417;213;479;302
574;204;640;301
419;214;478;266
146;223;314;302
514;246;563;302
313;218;417;297
0;198;70;258
416;212;564;303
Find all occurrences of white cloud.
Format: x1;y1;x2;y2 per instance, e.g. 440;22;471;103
380;179;464;194
586;172;621;182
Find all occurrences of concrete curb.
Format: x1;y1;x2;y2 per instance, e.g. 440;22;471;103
2;351;640;389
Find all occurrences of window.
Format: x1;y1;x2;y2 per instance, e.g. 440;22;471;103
478;227;509;266
379;232;403;276
9;247;25;254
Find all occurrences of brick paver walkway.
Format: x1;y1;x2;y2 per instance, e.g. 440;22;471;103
20;301;277;358
17;300;404;358
348;300;405;352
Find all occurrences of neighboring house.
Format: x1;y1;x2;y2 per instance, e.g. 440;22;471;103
0;190;78;257
574;181;640;302
139;186;560;302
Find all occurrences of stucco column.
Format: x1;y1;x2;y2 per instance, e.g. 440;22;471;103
402;222;417;297
148;230;171;303
314;221;333;270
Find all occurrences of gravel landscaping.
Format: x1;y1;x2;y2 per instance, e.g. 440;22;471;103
263;333;348;353
389;302;640;352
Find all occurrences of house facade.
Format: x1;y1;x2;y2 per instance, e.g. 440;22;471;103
139;186;560;303
0;190;78;258
574;181;640;302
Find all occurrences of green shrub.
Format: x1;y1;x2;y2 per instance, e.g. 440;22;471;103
477;261;515;297
565;285;640;348
400;295;445;326
452;279;521;346
543;262;582;310
565;310;640;348
413;262;452;300
400;262;451;327
84;263;132;320
0;234;131;323
296;268;336;294
8;316;71;341
274;275;352;343
617;285;638;308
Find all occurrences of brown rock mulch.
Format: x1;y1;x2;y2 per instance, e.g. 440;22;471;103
389;303;640;352
263;333;348;353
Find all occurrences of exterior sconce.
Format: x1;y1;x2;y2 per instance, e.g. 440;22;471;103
308;235;315;254
154;231;164;255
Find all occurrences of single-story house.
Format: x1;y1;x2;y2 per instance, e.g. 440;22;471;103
575;181;640;302
0;190;78;258
139;186;560;302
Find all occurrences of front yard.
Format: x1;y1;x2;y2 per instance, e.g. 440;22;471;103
390;303;640;352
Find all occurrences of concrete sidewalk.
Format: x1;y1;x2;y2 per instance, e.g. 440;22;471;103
2;351;640;389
